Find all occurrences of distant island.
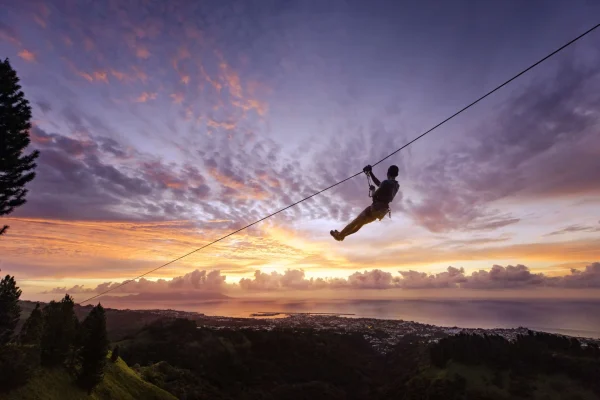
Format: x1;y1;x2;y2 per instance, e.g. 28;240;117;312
250;311;356;317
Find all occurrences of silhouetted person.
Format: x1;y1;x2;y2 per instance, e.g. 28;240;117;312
331;165;400;241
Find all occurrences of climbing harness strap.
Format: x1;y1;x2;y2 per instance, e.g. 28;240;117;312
365;168;391;219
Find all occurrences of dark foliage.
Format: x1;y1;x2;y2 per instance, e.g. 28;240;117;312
0;274;22;345
404;373;467;400
0;58;39;236
270;381;347;400
118;319;600;400
111;344;120;362
19;302;43;345
430;331;600;396
78;303;109;394
40;294;78;366
137;361;228;400
0;344;39;392
120;318;432;400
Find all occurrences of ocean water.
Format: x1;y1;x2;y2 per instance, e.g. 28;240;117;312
106;297;600;339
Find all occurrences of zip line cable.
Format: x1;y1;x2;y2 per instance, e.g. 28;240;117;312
80;22;600;304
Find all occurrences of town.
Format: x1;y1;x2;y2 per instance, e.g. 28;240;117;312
192;312;600;354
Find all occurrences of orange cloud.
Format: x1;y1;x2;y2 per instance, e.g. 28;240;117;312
170;93;184;104
33;3;50;28
207;167;269;200
110;69;127;81
18;49;36;62
29;129;53;145
200;64;222;93
136;46;151;59
78;71;94;82
93;71;108;83
232;99;268;117
207;118;236;130
75;70;108;83
135;92;158;103
1;217;307;285
181;75;190;84
219;61;242;98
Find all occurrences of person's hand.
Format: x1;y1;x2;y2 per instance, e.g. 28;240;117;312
363;165;372;174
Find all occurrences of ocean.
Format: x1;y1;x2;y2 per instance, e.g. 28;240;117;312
102;297;600;339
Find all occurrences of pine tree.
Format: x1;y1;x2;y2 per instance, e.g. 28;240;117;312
78;303;109;394
0;58;40;236
20;302;43;345
40;294;78;366
0;274;22;345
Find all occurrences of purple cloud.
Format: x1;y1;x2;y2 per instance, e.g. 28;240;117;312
406;61;600;232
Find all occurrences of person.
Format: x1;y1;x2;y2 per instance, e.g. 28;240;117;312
330;164;400;241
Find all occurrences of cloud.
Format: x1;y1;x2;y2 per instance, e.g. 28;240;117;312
135;92;158;103
44;262;600;298
347;269;395;289
15;126;212;222
545;223;600;236
547;263;600;288
237;263;600;291
45;269;228;295
136;46;151;59
406;62;600;233
461;265;545;289
0;21;21;45
18;49;36;62
170;93;184;104
36;100;52;113
33;15;47;28
396;266;468;289
207;118;236;130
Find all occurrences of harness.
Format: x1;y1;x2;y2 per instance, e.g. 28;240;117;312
364;170;392;220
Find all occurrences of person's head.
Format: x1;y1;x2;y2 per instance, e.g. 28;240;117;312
387;165;399;179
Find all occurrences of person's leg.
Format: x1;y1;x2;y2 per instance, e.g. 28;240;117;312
338;206;376;239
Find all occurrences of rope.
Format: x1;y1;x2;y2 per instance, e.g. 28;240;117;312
79;22;599;305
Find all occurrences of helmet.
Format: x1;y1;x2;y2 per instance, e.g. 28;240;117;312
387;165;399;177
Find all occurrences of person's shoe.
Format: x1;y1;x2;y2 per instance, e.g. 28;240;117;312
330;230;343;241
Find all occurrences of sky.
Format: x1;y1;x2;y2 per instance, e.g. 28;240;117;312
1;0;600;307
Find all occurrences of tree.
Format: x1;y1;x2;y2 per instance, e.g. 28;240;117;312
78;303;109;394
40;294;78;366
0;274;21;345
0;58;40;237
20;302;43;345
110;344;120;362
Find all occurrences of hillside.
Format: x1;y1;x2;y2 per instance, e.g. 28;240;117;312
17;300;206;341
1;357;176;400
115;318;600;400
401;362;599;400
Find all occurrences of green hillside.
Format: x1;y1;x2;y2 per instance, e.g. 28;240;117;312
405;362;599;400
1;357;176;400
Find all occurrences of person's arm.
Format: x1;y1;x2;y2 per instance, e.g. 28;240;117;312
369;171;381;187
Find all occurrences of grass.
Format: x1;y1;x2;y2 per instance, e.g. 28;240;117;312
2;356;176;400
424;362;599;400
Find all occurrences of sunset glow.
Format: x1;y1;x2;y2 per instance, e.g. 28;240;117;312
1;0;599;307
